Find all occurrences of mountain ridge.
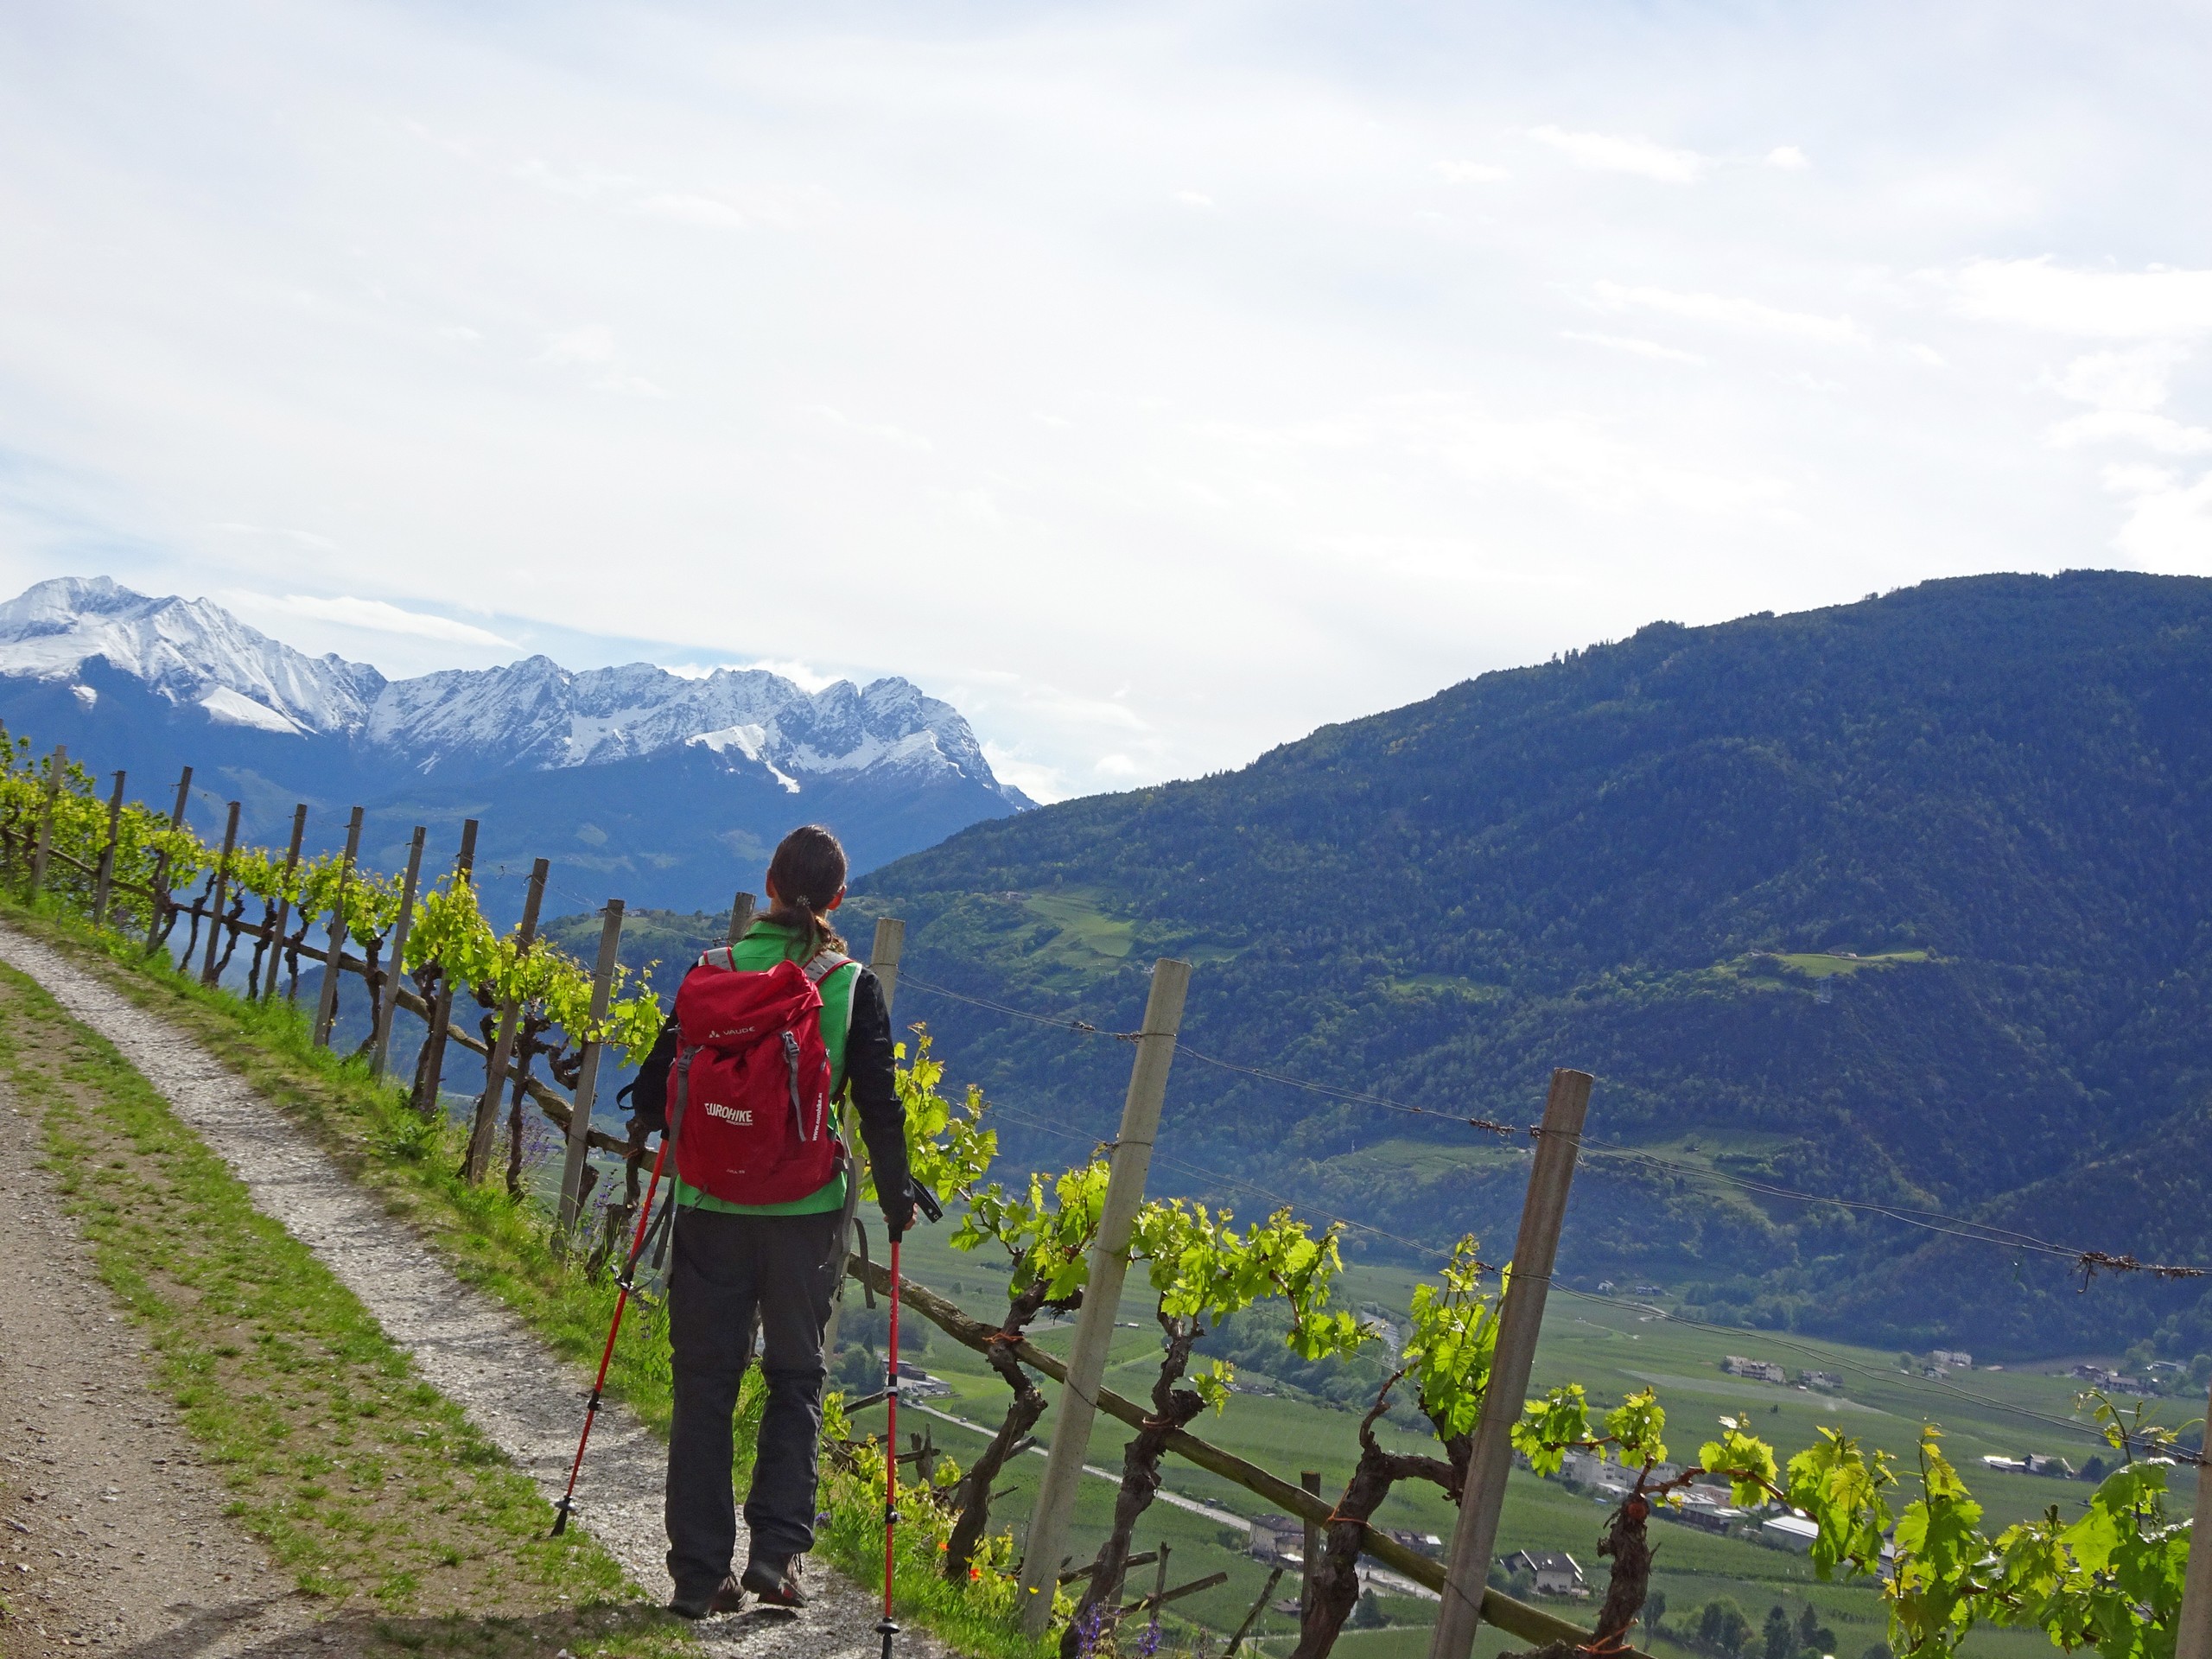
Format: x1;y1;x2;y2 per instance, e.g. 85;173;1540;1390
0;575;1028;807
845;570;2212;1357
0;575;1029;912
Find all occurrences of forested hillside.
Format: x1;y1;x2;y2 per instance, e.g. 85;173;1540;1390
844;571;2212;1357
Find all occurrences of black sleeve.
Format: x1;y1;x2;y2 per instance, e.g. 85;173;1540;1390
623;1016;678;1138
844;968;911;1205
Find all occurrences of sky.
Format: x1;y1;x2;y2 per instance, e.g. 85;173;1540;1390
2;3;2209;803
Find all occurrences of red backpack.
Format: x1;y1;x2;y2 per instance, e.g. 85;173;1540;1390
666;948;849;1206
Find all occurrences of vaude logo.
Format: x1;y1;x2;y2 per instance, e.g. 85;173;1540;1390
703;1102;753;1127
704;1023;761;1041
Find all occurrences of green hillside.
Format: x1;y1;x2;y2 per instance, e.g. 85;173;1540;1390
845;572;2212;1359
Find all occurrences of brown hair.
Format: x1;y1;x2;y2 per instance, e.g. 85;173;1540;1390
765;823;849;957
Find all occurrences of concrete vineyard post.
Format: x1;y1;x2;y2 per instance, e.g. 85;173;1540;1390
869;915;906;1012
372;826;428;1078
143;766;192;953
2177;1376;2212;1659
91;771;124;930
266;804;308;1000
1427;1067;1593;1659
199;800;241;986
312;806;365;1048
556;899;626;1245
29;745;64;899
412;818;478;1116
465;856;549;1185
1301;1470;1323;1624
1016;956;1192;1635
725;889;755;946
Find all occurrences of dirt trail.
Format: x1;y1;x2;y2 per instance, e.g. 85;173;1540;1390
0;1077;315;1659
0;925;944;1659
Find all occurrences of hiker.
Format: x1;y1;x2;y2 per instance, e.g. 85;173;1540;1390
626;823;916;1618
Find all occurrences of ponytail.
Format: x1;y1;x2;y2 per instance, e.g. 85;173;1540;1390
764;823;849;957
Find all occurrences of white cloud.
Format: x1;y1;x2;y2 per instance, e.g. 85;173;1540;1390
2103;463;2212;573
1093;753;1146;778
1948;259;2212;339
741;658;842;694
213;521;338;551
540;326;666;397
1176;189;1216;208
811;405;933;452
1590;281;1867;344
1435;160;1510;184
981;742;1067;803
1560;330;1707;365
635;192;746;228
2049;343;2187;411
234;593;516;647
1528;125;1707;182
2049;410;2212;454
1766;146;1810;169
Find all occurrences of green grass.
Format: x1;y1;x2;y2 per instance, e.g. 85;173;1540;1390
0;938;690;1659
1021;892;1136;963
1765;950;1931;979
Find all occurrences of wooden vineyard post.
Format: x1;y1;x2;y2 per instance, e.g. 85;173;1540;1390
371;826;427;1078
1427;1067;1593;1659
143;766;193;953
726;888;756;945
264;804;308;999
411;817;478;1115
869;915;906;1010
1016;956;1192;1635
312;806;365;1048
199;801;242;986
464;856;549;1185
2177;1375;2212;1659
1300;1470;1323;1624
91;770;125;930
29;745;64;900
556;899;626;1246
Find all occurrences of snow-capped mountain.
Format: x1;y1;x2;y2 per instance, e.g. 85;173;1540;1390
0;576;1028;910
0;576;1026;804
0;575;385;736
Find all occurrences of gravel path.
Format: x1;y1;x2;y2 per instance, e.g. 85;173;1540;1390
0;925;946;1659
0;1072;316;1659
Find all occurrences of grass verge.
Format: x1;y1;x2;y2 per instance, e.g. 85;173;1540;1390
0;949;690;1659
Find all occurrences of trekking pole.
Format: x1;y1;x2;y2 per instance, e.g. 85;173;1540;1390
550;1123;679;1537
879;1224;902;1659
878;1179;941;1658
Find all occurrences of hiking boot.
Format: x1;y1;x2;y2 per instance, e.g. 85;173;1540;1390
668;1575;745;1618
741;1554;807;1609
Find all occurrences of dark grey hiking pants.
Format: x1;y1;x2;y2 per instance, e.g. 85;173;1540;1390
664;1205;842;1599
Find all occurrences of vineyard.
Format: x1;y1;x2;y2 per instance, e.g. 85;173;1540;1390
0;727;2206;1659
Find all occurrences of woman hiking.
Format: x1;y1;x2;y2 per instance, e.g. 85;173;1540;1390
628;823;916;1618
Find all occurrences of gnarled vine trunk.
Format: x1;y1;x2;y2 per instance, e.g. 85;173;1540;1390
944;1279;1072;1579
1294;1381;1458;1659
1059;1312;1206;1658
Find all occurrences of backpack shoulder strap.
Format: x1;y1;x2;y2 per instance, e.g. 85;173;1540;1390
801;949;853;985
694;945;739;971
